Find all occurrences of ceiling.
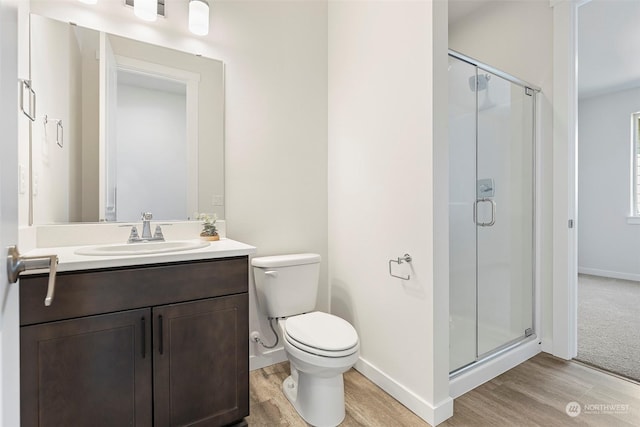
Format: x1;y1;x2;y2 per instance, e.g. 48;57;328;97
448;0;640;100
448;0;489;26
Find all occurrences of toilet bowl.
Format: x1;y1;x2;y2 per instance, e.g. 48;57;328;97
279;312;359;427
251;254;360;427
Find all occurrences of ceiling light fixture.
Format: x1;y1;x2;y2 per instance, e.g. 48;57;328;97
78;0;98;4
189;0;210;36
134;0;158;22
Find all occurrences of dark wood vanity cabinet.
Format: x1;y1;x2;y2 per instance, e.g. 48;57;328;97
153;295;248;427
20;257;249;427
21;308;153;427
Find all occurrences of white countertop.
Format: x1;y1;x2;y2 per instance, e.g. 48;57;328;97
23;238;257;274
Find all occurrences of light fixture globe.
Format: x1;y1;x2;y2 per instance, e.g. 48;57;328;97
134;0;158;22
189;0;210;36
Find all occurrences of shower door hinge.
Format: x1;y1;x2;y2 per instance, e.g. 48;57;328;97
568;219;575;228
525;87;534;96
525;328;534;337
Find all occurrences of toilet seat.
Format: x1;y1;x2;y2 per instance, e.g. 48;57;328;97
284;312;359;358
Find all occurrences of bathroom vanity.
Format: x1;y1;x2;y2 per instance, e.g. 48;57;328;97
18;239;255;427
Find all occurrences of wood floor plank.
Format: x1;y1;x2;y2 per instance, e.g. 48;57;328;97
247;353;640;426
342;369;429;427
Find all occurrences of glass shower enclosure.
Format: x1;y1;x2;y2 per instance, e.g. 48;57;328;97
448;51;537;374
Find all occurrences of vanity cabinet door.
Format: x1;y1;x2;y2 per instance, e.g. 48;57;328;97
153;294;249;427
20;308;153;427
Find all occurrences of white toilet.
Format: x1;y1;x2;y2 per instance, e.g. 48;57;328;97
252;253;359;427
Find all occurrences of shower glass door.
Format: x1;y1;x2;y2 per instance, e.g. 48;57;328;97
476;68;534;358
449;55;535;373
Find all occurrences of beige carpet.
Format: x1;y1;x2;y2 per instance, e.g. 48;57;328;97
576;274;640;382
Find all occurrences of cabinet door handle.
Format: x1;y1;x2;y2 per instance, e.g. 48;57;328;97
158;315;164;355
141;317;146;359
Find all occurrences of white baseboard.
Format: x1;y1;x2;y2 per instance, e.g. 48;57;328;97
354;358;453;426
578;267;640;282
249;347;287;371
449;338;541;398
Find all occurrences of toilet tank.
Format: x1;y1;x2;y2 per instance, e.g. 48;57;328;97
251;253;321;318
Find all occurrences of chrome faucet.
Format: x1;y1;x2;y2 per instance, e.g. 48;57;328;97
127;212;165;243
141;212;153;239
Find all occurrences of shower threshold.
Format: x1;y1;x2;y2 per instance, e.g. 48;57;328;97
450;333;539;379
449;335;541;398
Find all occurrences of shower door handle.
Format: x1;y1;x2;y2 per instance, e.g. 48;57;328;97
486;199;496;226
474;198;496;227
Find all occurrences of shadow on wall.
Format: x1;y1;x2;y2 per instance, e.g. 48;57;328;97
331;280;357;332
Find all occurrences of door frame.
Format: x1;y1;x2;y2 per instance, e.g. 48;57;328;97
0;0;22;425
550;0;591;360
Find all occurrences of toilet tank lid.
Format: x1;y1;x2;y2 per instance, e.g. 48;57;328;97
252;253;321;268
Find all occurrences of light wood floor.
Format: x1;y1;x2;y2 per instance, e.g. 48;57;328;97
247;353;640;426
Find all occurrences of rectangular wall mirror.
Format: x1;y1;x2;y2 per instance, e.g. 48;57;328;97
29;14;225;224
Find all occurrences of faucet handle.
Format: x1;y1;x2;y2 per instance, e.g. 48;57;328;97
141;212;153;221
153;225;165;241
128;226;140;243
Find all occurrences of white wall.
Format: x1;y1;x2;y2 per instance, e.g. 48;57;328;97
212;1;329;368
578;88;640;281
328;1;452;425
27;0;328;370
449;0;554;351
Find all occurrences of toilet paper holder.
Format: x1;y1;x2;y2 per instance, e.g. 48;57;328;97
388;254;412;280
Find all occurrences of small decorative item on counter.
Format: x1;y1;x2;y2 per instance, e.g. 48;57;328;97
196;213;219;241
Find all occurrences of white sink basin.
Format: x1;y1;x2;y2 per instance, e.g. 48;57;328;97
75;240;210;256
